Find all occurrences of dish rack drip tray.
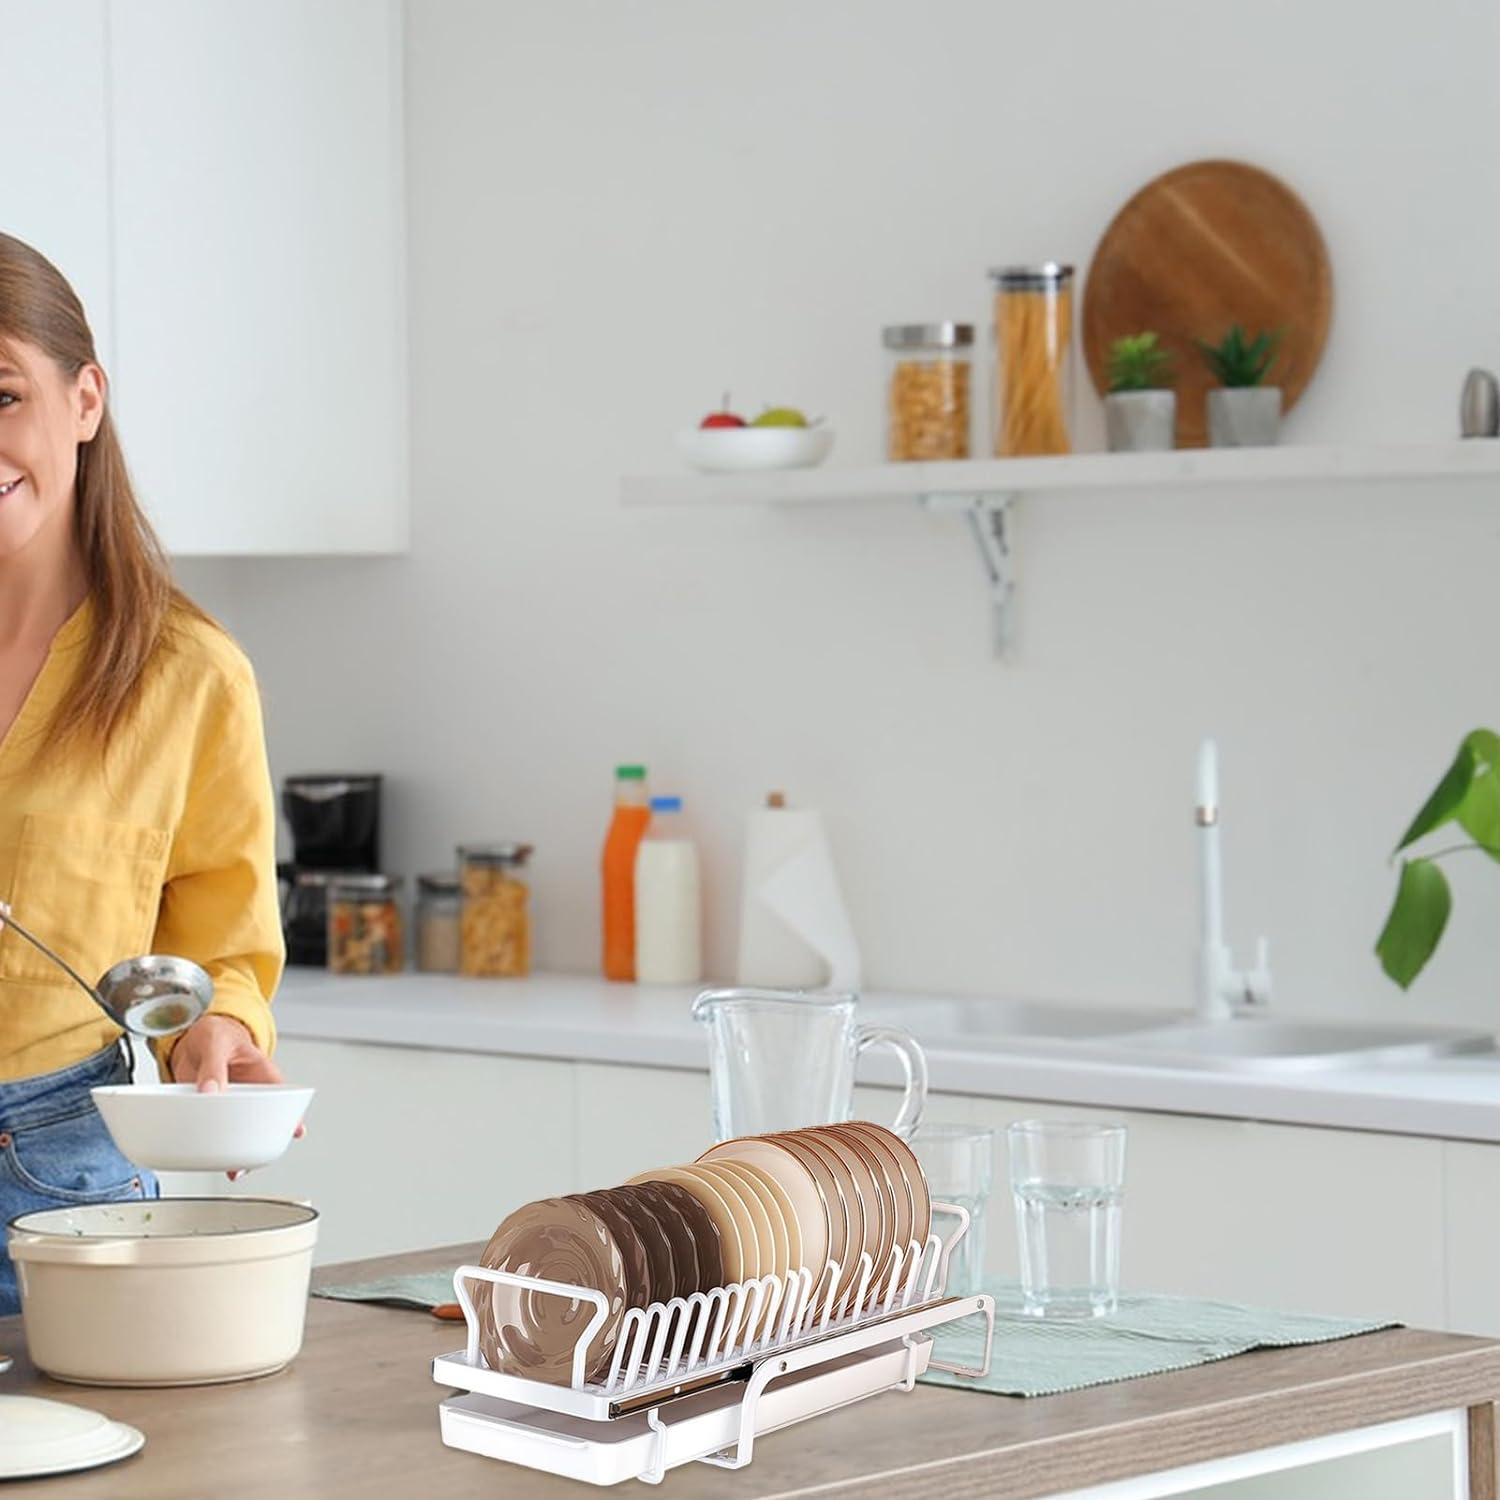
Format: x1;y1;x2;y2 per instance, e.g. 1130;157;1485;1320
432;1201;994;1485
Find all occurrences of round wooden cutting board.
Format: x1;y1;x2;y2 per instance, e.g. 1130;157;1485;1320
1081;159;1332;447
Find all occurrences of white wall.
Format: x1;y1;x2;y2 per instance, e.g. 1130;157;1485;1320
177;0;1500;1028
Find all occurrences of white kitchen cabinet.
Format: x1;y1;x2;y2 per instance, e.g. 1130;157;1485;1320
248;1039;574;1267
3;0;113;366
574;1062;716;1189
965;1096;1447;1328
106;0;407;555
1443;1140;1500;1336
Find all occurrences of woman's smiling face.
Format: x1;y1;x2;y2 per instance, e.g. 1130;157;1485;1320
0;338;105;561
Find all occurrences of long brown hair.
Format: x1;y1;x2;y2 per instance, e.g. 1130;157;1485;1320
0;232;207;750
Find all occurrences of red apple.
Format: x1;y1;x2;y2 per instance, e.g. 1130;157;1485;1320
699;393;746;429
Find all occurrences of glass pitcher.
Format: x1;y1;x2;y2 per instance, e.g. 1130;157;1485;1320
691;987;928;1141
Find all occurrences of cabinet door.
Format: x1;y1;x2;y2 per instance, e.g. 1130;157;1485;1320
1444;1140;1500;1336
107;0;407;555
3;1;112;365
574;1063;714;1189
966;1097;1446;1327
247;1039;575;1267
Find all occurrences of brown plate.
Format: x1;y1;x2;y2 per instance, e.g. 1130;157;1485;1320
806;1127;883;1297
698;1135;827;1283
766;1131;847;1304
626;1166;745;1285
858;1121;931;1249
572;1190;653;1313
1081;158;1332;447
825;1124;896;1298
642;1179;720;1295
617;1181;695;1300
837;1121;913;1265
787;1130;866;1308
474;1196;628;1385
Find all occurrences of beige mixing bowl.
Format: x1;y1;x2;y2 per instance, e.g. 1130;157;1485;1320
7;1198;319;1386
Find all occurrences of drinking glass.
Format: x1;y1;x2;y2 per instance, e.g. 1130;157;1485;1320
909;1123;994;1298
1008;1120;1126;1318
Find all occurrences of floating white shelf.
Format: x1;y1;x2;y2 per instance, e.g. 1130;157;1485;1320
621;442;1500;653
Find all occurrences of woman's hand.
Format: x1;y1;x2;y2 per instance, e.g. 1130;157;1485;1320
171;1014;283;1090
169;1014;307;1178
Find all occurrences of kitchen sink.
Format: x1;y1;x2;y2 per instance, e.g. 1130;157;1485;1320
861;996;1177;1042
1081;1018;1498;1072
863;997;1498;1072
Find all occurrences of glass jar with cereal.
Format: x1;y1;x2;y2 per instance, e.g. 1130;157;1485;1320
883;322;974;461
458;843;533;978
327;873;405;975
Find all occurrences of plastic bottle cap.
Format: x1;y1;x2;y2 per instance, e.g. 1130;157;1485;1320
649;796;683;813
615;765;647;780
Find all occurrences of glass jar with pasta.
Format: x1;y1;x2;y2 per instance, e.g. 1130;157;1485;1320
458;843;532;978
989;264;1075;457
327;874;405;975
882;322;974;461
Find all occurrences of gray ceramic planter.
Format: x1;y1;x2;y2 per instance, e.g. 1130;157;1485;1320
1105;391;1177;452
1207;387;1282;447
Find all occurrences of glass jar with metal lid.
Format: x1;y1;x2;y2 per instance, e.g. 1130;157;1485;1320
457;844;532;978
989;264;1075;456
327;873;405;975
882;322;974;462
415;871;462;974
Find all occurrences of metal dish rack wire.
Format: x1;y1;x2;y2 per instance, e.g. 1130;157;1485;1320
432;1200;995;1485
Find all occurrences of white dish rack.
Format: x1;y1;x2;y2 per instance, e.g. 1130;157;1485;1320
432;1201;995;1485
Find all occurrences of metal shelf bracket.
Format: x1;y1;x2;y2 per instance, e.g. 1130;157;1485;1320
922;492;1018;656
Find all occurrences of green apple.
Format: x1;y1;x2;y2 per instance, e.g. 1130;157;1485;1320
750;406;809;428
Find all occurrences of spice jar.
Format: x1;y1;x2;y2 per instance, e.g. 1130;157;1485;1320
327;874;405;975
883;322;974;461
415;871;462;974
989;264;1075;456
458;844;532;978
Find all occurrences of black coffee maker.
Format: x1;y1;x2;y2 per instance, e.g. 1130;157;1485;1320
278;774;382;966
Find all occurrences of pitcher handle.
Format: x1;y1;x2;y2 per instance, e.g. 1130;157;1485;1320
854;1025;928;1137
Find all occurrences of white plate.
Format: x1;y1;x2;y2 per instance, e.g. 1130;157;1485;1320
91;1083;313;1171
0;1396;145;1479
676;425;834;474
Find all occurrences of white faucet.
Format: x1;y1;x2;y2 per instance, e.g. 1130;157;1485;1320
1196;738;1272;1021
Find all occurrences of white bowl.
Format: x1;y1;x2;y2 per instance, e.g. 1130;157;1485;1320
91;1083;314;1172
8;1198;318;1386
677;425;834;474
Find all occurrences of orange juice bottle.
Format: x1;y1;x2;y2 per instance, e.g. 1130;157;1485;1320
602;764;650;980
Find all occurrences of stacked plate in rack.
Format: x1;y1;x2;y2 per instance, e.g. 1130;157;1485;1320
472;1121;931;1386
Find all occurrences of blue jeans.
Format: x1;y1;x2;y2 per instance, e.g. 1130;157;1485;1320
0;1044;158;1315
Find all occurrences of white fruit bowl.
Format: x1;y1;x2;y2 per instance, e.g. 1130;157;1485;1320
677;425;834;474
91;1083;313;1172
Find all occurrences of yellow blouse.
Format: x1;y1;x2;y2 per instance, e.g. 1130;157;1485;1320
0;600;283;1081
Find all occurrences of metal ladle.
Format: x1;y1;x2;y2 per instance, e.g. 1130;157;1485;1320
0;902;211;1039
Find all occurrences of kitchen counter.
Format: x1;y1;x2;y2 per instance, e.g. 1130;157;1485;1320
2;1243;1499;1498
271;970;1500;1143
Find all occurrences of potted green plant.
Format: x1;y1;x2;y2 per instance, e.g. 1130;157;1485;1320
1196;325;1283;447
1104;332;1176;452
1376;729;1500;988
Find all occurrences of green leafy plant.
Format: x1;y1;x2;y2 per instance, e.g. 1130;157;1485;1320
1376;729;1500;988
1195;324;1283;388
1106;332;1174;393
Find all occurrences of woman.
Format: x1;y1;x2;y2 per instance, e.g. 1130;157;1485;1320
0;233;287;1314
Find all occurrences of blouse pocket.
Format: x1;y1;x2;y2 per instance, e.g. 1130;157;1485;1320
1;814;170;989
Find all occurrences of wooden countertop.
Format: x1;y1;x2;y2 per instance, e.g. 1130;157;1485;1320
3;1243;1500;1499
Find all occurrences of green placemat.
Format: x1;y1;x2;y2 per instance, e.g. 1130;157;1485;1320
920;1282;1398;1398
312;1271;458;1310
